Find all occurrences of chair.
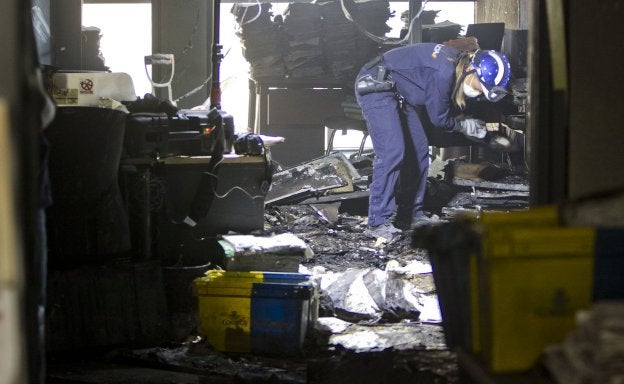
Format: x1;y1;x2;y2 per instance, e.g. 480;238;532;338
324;115;369;157
324;97;370;156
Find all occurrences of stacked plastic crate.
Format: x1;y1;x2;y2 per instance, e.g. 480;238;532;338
193;233;317;354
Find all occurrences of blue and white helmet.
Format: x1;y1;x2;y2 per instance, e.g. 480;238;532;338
472;50;511;102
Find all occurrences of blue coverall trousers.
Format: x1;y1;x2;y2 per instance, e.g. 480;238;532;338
356;74;431;228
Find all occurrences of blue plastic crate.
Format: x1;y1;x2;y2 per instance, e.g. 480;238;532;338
593;229;624;301
251;282;314;355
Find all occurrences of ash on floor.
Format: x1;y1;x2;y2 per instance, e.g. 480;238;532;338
48;203;462;384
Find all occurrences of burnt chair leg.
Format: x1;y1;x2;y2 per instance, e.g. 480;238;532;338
325;127;338;156
358;132;369;157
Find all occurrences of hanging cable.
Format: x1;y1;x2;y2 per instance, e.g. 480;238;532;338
239;0;263;26
173;74;212;103
173;43;234;104
198;170;267;201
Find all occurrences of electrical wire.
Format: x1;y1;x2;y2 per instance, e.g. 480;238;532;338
177;0;427;103
199;169;267;201
172;46;229;104
173;74;212;103
172;160;269;242
400;0;430;44
217;185;267;201
179;0;202;57
239;0;263;26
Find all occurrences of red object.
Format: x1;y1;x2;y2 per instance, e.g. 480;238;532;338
210;86;221;107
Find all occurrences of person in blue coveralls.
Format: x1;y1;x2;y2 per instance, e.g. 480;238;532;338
355;43;511;240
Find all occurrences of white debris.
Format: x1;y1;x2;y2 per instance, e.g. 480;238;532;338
318;270;340;291
323;269;380;320
341;271;380;315
362;268;387;308
328;323;447;352
415;294;442;323
373;237;388;247
315;317;352;334
386;259;433;276
221;233;311;256
330;329;382;352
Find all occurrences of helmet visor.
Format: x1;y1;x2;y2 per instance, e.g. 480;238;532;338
481;85;508;102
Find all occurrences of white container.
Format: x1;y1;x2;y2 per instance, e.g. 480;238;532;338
51;72;136;107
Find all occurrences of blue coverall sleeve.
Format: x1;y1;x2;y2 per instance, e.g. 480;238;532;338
424;70;459;132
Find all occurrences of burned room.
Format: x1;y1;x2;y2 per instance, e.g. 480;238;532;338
1;0;624;383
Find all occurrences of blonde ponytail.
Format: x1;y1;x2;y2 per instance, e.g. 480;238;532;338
453;54;472;110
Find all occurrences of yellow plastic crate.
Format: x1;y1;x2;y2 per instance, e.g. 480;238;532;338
478;205;560;227
428;206;561;356
469;206;561;355
479;226;595;373
194;271;262;352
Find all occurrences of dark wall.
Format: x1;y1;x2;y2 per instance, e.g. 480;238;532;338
50;0;82;69
480;0;624;202
0;2;19;103
528;0;568;204
568;1;624;198
152;0;211;109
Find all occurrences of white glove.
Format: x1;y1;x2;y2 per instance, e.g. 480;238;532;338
457;118;487;140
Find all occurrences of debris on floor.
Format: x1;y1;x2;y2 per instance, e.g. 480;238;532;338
307;349;458;384
45;150;530;383
324;322;446;352
543;301;624;384
216;232;313;272
305;259;440;324
560;188;624;227
265;153;362;205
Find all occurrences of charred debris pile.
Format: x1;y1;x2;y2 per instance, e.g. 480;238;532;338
231;0;392;80
252;151;528;332
46;152;526;384
265;152;528;231
230;1;464;81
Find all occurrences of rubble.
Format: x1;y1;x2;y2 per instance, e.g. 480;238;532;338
544;301;624;384
305;259;441;325
307;349;458;384
46;149;531;383
323;268;382;323
560;189;624;227
232;0;392;80
265;153;362;205
216;232;313;272
327;323;446;352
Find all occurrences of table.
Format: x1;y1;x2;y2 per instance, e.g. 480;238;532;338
248;77;349;167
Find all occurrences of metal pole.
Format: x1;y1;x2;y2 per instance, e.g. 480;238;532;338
140;167;152;261
210;0;223;109
408;0;422;44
